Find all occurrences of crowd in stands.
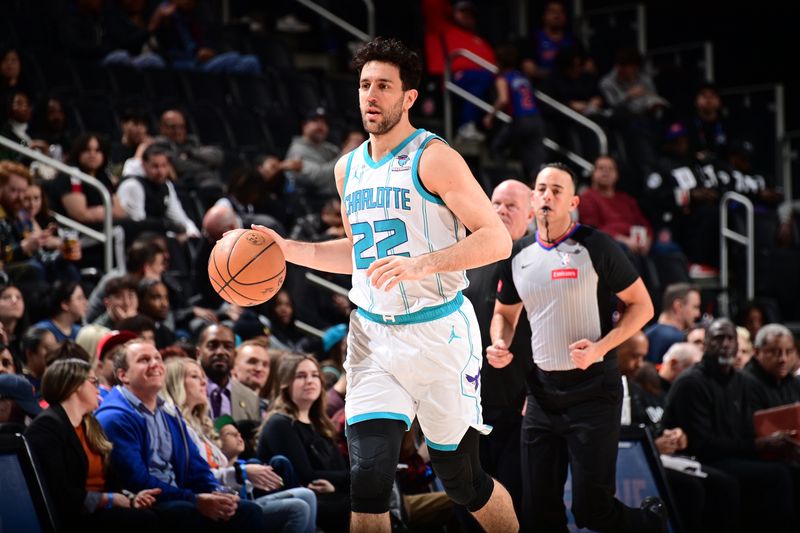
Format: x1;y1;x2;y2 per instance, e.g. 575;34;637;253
0;0;798;532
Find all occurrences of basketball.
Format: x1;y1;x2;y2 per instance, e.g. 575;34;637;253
208;229;286;306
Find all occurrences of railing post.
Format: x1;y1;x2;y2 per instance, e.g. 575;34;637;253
443;52;454;142
703;41;714;82
719;192;755;316
636;4;647;54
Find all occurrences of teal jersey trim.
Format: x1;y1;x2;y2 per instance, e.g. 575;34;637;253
342;148;357;194
357;291;464;325
363;128;425;169
347;411;412;430
411;134;446;205
424;437;458;452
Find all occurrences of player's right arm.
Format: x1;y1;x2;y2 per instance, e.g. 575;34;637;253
487;300;524;368
251;155;353;274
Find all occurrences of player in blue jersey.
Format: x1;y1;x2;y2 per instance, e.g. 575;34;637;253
252;37;517;532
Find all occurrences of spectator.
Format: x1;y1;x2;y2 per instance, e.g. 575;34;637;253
655;341;702;397
422;0;495;142
116;314;158;345
164;357;317;533
25;358;161;532
542;45;604;118
686;83;730;162
600;48;667;174
289;197;346;243
0;373;41;430
232;339;272;407
101;0;167;69
0;283;28;357
0;343;18;375
736;301;767;341
93;275;139;330
0;160;52;282
644;283;700;363
50;133;128;226
284;107;346;205
21;326;58;396
58;0;163;69
21;179;82;283
33;280;87;343
110;108;151;173
617;333;739;533
149;0;261;74
258;355;351;533
147;108;224;206
118;144;201;240
734;326;754;370
483;44;545;181
663;318;796;532
137;278;176;349
197;324;260;423
0;90;49;154
29;95;74;165
94;329;138;399
45;340;92;367
263;290;313;353
76;324;111;366
522;1;579;79
0;48;35;109
86;234;168;322
686;324;705;348
215;160;300;235
643;122;721;273
743;324;800;410
95;340;264;531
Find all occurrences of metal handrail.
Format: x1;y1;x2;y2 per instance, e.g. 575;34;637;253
646;41;714;82
294;0;374;42
442;48;606;172
0;136;113;273
779;129;800;204
719;191;754;316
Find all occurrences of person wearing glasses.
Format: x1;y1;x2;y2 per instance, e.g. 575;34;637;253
25;358;161;531
742;323;800;410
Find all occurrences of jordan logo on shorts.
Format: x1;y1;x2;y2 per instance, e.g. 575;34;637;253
448;326;461;344
465;372;480;391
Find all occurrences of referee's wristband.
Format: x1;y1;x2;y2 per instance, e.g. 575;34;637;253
105;493;114;509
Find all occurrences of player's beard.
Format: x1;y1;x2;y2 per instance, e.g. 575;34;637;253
362;96;404;135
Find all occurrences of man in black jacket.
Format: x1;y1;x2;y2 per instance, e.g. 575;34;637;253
743;323;800;410
664;318;796;531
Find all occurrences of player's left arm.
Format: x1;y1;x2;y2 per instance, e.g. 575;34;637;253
367;141;512;291
569;277;654;369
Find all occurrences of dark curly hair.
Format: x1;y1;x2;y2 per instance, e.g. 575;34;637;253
351;37;422;91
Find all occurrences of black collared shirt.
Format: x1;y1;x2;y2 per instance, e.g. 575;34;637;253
742;358;800;412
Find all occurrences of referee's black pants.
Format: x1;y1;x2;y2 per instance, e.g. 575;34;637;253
521;357;662;533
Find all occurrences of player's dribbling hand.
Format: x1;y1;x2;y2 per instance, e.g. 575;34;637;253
366;256;428;291
487;339;514;368
250;224;288;253
569;338;605;369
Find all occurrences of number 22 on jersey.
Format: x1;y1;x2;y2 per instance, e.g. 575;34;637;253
352;218;410;269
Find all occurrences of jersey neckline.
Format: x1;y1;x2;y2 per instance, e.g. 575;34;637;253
363;128;425;169
535;223;581;250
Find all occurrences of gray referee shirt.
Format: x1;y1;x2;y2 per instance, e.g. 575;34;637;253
497;224;639;371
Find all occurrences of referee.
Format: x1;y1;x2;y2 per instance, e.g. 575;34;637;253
488;163;666;532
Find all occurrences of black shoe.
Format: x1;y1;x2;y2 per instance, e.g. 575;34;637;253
640;496;668;533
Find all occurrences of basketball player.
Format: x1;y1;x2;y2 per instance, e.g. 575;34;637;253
487;164;667;532
252;37;518;532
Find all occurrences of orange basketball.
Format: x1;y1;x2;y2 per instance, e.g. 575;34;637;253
208;229;286;306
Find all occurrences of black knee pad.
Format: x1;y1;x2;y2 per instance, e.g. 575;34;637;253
347;418;406;514
428;428;495;512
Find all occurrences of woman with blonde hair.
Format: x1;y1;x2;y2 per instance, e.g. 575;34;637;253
258;354;350;533
164;357;317;533
25;358;160;531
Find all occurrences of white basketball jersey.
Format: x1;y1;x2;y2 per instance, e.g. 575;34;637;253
343;129;468;318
